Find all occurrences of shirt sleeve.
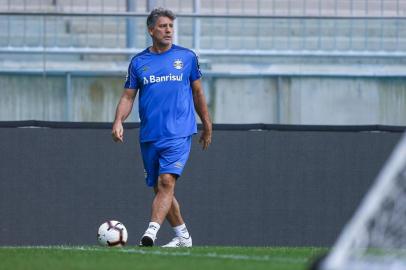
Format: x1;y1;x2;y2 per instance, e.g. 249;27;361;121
189;53;202;82
124;61;138;89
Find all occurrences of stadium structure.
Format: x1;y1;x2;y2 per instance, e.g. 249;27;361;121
0;0;405;124
1;1;406;270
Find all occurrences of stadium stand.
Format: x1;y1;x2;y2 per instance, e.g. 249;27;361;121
0;0;405;124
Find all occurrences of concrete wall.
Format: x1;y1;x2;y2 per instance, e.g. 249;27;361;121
212;78;278;123
1;74;406;125
71;76;137;122
0;75;66;121
0;75;137;122
211;76;406;125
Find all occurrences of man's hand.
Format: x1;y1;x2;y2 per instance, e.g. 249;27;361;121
112;121;124;143
191;79;212;150
199;128;212;150
111;89;137;143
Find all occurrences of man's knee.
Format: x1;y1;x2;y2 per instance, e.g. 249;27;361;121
157;174;176;191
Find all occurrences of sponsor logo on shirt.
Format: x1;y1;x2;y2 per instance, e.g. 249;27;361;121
143;73;183;85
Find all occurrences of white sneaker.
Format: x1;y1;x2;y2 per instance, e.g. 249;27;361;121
162;236;192;248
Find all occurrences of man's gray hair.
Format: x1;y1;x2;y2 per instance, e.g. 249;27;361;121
147;7;176;28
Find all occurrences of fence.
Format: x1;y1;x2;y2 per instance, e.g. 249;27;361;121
0;0;405;57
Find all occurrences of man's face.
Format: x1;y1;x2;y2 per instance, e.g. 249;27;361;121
149;16;174;47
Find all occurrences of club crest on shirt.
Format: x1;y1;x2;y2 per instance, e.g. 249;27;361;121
173;59;183;70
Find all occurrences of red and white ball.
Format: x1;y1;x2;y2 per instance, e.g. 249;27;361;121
97;220;128;247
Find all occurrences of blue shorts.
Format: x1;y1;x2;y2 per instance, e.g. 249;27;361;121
140;136;192;187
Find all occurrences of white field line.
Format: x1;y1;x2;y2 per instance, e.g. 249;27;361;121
0;246;307;264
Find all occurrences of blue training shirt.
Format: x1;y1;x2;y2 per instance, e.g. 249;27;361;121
124;44;202;142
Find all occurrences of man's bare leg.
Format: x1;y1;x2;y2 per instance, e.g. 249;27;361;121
166;196;185;227
140;173;176;246
142;174;192;247
156;177;192;247
153;185;184;227
151;173;176;224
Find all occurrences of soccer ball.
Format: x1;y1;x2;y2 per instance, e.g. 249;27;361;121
97;220;128;247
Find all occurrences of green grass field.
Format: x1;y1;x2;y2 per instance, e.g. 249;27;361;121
0;246;326;270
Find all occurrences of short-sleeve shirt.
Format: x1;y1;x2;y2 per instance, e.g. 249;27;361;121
124;44;202;142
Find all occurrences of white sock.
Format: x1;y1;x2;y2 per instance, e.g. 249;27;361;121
173;224;190;238
145;222;160;239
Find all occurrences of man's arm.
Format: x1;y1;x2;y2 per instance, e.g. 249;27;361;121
112;88;138;143
191;79;212;150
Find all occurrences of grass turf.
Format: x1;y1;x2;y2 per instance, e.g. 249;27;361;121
0;246;326;270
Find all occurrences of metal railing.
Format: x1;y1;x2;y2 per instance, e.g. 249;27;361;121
0;0;405;57
1;0;405;16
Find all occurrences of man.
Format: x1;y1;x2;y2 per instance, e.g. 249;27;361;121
111;7;212;248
